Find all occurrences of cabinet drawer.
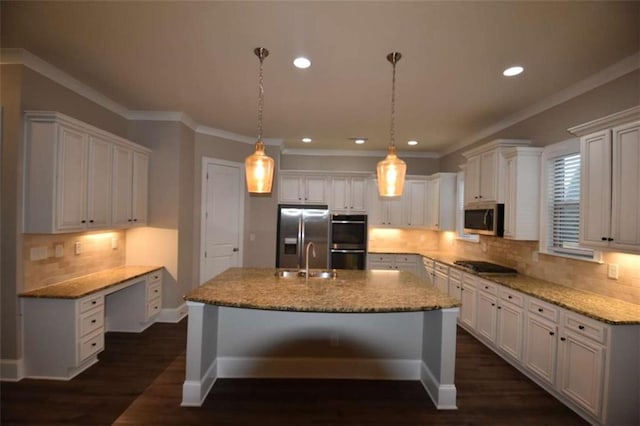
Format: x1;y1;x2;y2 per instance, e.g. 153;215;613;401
435;263;449;274
528;298;559;322
146;298;161;319
477;279;497;296
462;273;477;288
395;254;415;264
79;307;104;336
499;287;524;307
79;330;104;362
371;254;394;263
79;294;104;314
422;257;434;268
147;281;162;300
449;268;462;280
563;312;607;344
147;270;162;284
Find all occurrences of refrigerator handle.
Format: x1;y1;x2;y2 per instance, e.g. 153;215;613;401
297;215;303;268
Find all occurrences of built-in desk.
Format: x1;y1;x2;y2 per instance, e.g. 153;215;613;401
20;265;162;380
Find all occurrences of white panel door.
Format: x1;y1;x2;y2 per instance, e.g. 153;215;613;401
523;314;557;387
202;161;243;283
349;177;367;213
87;135;112;229
56;125;87;231
476;291;497;344
497;301;524;362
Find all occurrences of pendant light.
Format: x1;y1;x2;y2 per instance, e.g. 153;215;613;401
245;47;275;193
376;52;407;197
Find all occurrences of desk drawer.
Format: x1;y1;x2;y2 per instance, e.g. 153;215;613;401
79;330;104;362
146;298;161;319
79;294;104;314
147;281;162;301
147;270;162;284
79;308;104;336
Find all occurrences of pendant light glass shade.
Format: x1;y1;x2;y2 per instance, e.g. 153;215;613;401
377;145;407;197
245;141;274;193
245;47;275;194
376;51;406;197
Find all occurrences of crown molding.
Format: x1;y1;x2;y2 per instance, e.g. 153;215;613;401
440;51;640;157
126;110;199;130
280;148;440;158
567;105;640;136
1;48;130;118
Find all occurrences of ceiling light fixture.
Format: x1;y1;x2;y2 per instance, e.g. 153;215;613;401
244;47;275;194
354;138;366;145
408;140;418;146
302;137;312;143
293;56;311;69
503;65;524;77
377;52;406;197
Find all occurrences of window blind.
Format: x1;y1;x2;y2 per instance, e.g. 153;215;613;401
547;153;591;257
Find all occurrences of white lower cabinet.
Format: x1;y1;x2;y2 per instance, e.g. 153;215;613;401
447;268;462;301
22;270;162;380
454;273;639;426
459;274;477;330
433;262;449;295
367;253;418;276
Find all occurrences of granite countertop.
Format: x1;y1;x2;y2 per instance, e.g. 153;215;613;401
185;267;460;313
19;265;162;299
370;249;640;325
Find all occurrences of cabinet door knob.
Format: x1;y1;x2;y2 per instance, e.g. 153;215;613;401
538;308;543;312
578;325;585;330
233;248;239;252
491;303;495;307
89;220;94;223
560;337;566;342
549;331;555;336
81;220;86;223
133;218;138;222
608;238;614;242
507;295;512;299
497;306;501;309
601;237;607;241
91;319;96;324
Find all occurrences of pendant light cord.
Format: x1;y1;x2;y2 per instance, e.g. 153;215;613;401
390;58;396;148
257;52;265;142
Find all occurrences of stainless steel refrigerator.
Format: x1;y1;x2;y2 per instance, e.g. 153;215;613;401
276;205;330;269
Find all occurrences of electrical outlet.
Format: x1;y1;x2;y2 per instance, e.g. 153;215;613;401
74;241;82;255
111;237;118;249
54;244;64;258
607;264;619;280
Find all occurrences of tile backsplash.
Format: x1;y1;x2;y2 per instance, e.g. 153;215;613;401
438;233;640;305
23;230;126;291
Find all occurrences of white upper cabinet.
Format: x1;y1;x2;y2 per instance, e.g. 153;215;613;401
462;139;531;207
570;107;640;254
404;180;427;227
426;173;457;231
279;173;328;204
502;147;543;240
112;146;149;228
330;176;367;214
23;111;150;233
366;179;405;226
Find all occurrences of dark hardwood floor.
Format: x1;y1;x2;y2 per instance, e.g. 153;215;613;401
1;320;586;425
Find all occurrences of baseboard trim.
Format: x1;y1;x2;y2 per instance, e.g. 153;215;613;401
0;358;24;382
181;359;218;407
157;303;188;323
217;356;421;380
420;361;457;410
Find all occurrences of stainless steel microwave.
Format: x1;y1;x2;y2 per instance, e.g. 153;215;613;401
464;203;504;236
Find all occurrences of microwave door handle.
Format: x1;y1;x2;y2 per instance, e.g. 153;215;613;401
483;210;489;228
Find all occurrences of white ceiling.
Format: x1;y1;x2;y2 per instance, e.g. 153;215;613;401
2;1;639;154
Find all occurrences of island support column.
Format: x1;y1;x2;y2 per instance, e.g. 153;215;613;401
181;301;219;406
420;307;458;409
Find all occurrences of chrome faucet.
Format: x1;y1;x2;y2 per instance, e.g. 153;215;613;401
304;241;316;279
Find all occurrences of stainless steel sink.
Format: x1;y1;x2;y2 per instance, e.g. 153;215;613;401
275;270;338;279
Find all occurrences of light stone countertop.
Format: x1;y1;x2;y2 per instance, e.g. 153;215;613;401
19;265;162;299
370;249;640;325
184;267;460;313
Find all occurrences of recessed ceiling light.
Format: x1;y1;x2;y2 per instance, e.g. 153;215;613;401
293;57;311;69
408;140;418;146
301;137;312;143
354;139;366;145
503;66;524;77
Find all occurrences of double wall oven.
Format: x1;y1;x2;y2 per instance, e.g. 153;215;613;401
330;214;367;270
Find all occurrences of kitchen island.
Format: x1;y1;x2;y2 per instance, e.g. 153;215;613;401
181;268;460;408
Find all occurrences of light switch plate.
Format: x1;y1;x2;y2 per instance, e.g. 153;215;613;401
74;241;82;255
607;263;619;280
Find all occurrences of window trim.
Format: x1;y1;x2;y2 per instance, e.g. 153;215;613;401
539;138;603;263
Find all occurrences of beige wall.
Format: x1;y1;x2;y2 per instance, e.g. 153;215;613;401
440;70;640;172
281;153;440;176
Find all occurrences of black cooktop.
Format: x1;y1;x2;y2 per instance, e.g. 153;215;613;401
453;260;518;274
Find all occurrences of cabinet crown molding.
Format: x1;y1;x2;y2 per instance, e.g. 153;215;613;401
24;110;151;153
567;105;640;136
462;139;531;159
